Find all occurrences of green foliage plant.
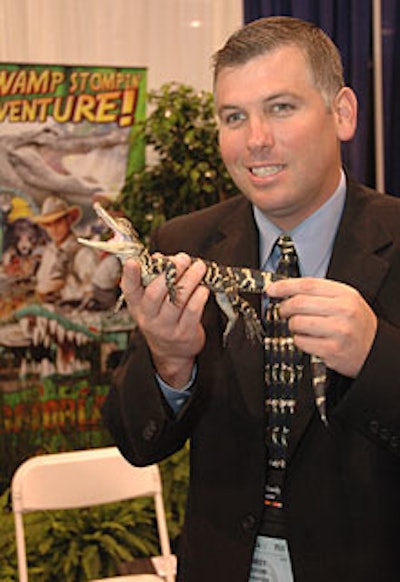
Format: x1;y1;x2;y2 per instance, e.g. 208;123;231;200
0;490;162;581
33;499;159;580
119;82;238;239
0;488;18;581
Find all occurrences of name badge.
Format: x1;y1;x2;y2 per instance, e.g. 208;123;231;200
249;535;294;582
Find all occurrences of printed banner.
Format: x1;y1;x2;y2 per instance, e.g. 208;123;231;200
0;62;146;389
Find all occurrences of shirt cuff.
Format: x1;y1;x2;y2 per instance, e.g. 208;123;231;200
157;364;197;414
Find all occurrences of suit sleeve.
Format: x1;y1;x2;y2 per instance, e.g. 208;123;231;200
335;318;400;459
102;327;206;466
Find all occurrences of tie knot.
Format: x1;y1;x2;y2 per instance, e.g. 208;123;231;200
277;234;295;254
276;235;299;277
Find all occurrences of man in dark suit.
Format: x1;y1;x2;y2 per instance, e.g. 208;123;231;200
103;16;400;581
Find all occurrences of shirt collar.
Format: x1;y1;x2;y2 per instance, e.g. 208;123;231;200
253;169;347;276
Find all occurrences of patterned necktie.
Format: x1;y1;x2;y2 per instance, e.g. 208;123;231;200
264;235;328;466
262;235;328;523
264;235;303;475
275;237;328;426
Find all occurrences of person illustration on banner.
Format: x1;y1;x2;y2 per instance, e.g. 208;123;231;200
32;195;99;305
1;216;47;279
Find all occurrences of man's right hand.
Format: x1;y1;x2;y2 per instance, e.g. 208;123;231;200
120;252;209;388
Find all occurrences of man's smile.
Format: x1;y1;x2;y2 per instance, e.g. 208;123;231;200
249;164;285;177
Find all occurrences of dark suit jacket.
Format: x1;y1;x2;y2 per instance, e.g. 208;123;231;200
103;176;400;582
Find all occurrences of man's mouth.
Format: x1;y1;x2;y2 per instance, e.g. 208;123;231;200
250;164;284;177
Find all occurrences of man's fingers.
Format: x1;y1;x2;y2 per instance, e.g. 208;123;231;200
268;277;344;299
121;253;207;320
170;257;207;307
120;259;143;302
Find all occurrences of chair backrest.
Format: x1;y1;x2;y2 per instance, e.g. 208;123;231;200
11;447;174;582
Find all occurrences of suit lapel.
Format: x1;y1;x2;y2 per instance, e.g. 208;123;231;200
201;198;265;417
327;181;391;302
287;178;393;462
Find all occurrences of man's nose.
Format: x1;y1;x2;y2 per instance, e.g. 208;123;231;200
247;115;274;151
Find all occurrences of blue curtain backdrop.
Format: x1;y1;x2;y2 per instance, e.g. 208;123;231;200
243;0;400;196
383;1;400;196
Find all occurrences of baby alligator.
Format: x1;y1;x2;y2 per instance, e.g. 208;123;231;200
78;202;328;425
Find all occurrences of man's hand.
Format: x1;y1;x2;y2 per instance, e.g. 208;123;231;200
120;252;209;388
267;277;378;378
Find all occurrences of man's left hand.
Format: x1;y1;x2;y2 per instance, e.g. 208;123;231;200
267;277;378;378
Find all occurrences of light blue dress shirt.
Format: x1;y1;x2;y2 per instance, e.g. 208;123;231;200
159;170;347;413
254;170;346;276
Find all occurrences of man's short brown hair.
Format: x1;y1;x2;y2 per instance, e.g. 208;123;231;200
212;16;345;108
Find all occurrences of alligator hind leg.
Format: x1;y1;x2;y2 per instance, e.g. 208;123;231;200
214;290;264;345
214;291;239;346
237;298;264;343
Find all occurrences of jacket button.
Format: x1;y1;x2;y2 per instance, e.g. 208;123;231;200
390;435;400;450
241;513;257;532
368;420;379;434
379;427;390;442
142;419;159;441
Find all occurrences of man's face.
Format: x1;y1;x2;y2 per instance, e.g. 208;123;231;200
43;215;71;245
215;45;356;230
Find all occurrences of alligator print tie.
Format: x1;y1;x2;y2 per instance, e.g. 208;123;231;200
264;235;304;480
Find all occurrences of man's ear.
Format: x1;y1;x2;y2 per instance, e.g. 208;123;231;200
333;87;358;142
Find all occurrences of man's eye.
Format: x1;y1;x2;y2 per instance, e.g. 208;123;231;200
270;103;295;115
224;111;246;125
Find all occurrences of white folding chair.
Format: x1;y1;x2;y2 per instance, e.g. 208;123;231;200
11;447;176;582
